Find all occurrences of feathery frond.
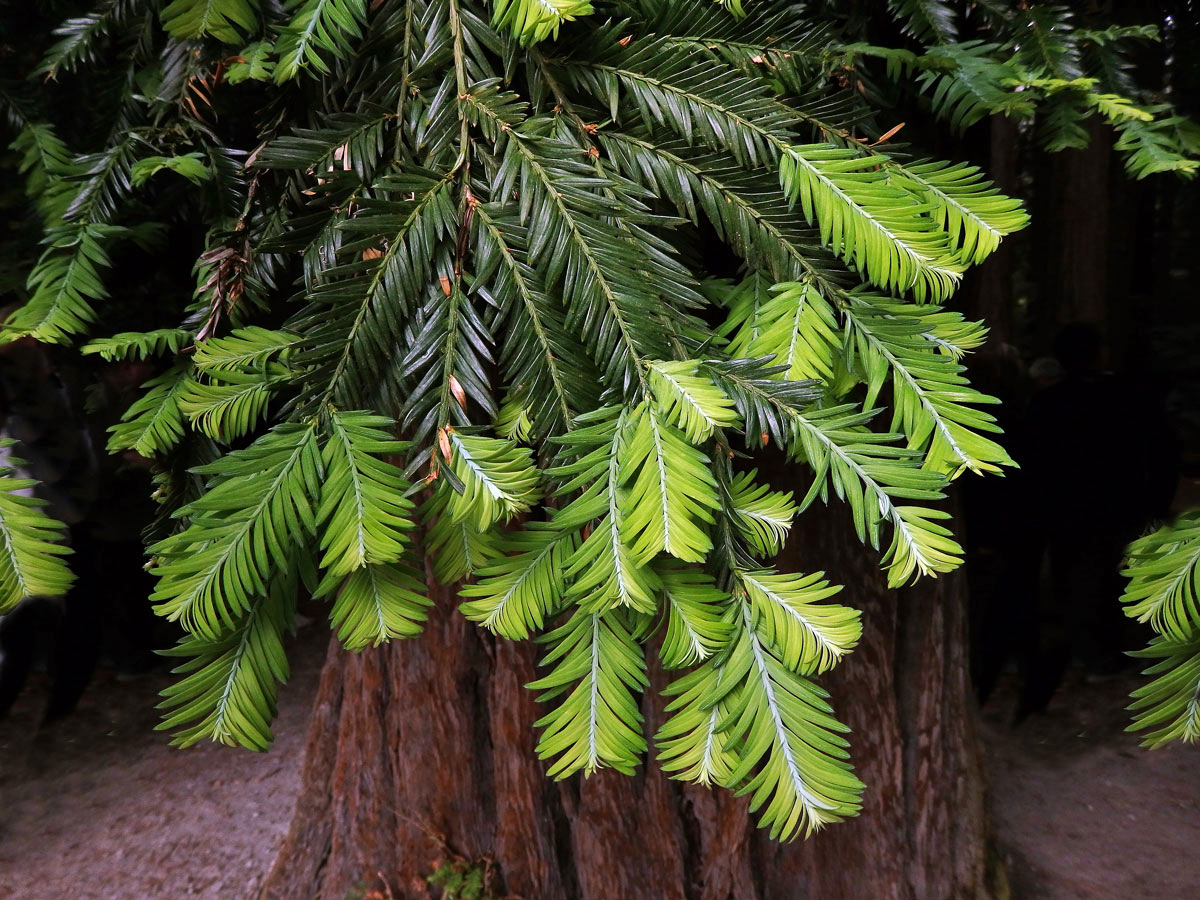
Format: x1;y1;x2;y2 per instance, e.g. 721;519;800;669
887;159;1028;265
546;409;660;614
4;224;125;343
316;412;415;579
193;328;299;372
843;296;1014;477
274;0;367;82
701;356;825;449
737;569;859;675
791;403;960;585
739;281;840;383
716;609;863;839
323;561;431;650
657;657;737;787
34;0;145;79
726;470;797;557
1127;636;1200;749
179;367;285;442
560;34;798;168
888;0;957;44
161;0;259;43
445;432;541;531
150;424;321;639
662;657;734;787
459;523;576;639
157;568;296;750
1114;114;1200;180
648;360;740;444
130;154;212;187
1119;511;1200;747
83;329;193;361
780;146;963;301
0;443;75;613
422;479;504;585
107;366;195;457
657;562;731;669
474;204;598;438
226;41;276;83
530;609;647;778
493;126;676;389
492;0;591;46
292;170;459;413
1122;512;1200;645
618;403;720;565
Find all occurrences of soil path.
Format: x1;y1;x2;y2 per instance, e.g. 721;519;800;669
1;627;1198;899
0;621;326;900
982;670;1200;899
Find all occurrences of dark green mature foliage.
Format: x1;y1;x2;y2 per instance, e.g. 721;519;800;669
0;0;1193;840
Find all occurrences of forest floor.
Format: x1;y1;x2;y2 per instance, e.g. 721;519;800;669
1;619;1199;900
980;668;1200;899
0;619;328;900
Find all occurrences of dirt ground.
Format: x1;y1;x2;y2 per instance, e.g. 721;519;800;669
1;625;1199;900
0;621;328;900
981;668;1200;900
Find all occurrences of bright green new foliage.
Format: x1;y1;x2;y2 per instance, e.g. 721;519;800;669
0;441;76;612
4;0;1192;842
1122;512;1200;748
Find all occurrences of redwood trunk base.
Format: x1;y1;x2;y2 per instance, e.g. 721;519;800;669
261;504;993;900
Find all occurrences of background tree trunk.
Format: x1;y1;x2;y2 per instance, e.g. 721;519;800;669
959;117;1020;358
261;497;993;900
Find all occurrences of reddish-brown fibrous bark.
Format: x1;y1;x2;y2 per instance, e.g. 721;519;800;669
261;498;992;900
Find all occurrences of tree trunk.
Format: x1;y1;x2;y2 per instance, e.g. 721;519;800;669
1028;118;1124;358
261;499;993;900
960;116;1020;357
